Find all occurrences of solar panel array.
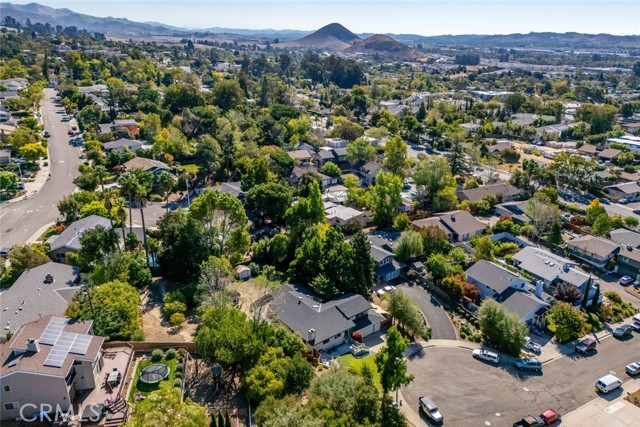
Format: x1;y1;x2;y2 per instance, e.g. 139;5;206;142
41;316;92;368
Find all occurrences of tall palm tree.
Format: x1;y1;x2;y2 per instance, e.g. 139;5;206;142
116;203;127;244
158;171;175;214
93;165;108;192
118;172;140;234
135;185;150;265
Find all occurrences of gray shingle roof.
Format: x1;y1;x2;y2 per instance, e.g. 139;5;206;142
466;260;527;295
610;228;640;248
501;290;549;320
436;210;488;237
276;284;373;344
567;235;620;258
103;138;145;151
457;183;523;201
512;247;590;288
49;215;112;252
0;263;80;334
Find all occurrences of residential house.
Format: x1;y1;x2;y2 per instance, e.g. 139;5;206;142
324;138;348;148
0;316;133;423
275;284;385;352
313;149;336;169
434;211;488;243
122;157;171;178
410;217;452;239
369;237;401;282
194;181;243;199
618;171;640;183
0;263;80;335
288;166;331;188
288;149;313;167
487;141;513;155
566;235;620;270
500;288;550;325
606;135;640;153
103;138;148;153
605;182;640;199
511;247;594;303
460;123;481;136
360;162;384;186
332;147;348;165
0;78;28;91
457;183;523;203
471;90;513;101
465;260;529;300
494;200;532;224
597;148;622;162
535;124;570;142
324;202;368;228
578;144;598;156
48;215;112;263
113;119;139;136
0;123;15;143
610;228;640;279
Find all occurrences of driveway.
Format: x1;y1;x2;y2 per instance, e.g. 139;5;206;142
0;88;81;247
397;283;457;340
596;272;640;310
403;331;640;427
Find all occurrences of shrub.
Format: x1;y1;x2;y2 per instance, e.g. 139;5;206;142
459;332;467;340
422;328;432;341
471;333;482;342
151;349;164;361
165;348;177;360
175;371;182;378
173;379;182;388
163;300;187;319
604;291;623;305
130;329;145;342
169;312;186;326
176;363;184;372
149;194;164;202
460;323;472;336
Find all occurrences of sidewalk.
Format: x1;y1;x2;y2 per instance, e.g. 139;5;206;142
560;378;640;426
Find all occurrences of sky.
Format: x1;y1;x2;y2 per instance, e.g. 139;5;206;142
5;0;640;36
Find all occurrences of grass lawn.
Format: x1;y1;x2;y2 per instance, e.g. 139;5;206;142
176;164;200;174
128;357;178;401
338;354;381;391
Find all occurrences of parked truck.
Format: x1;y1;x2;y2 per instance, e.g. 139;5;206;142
513;415;545;427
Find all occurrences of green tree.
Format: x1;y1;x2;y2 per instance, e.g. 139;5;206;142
67;280;141;341
349;230;375;296
477;299;528;356
241;157;271;191
547;302;586;343
383;135;408;176
346;138;376;166
92;165;108;192
18;143;47;163
586;199;606;224
426;253;448;284
246;182;293;223
162;83;205;114
119;172;142;233
420;225;451;257
371;172;402;228
474;235;495;261
0;171;19;194
375;326;414;404
7;244;50;276
158;171;175;214
387;291;427;338
211;80;244;111
127;382;207;427
90;250;152;289
394;230;423;263
441;274;465;301
319;161;341;178
72;226;119;271
504;92;527;113
592;213;612;237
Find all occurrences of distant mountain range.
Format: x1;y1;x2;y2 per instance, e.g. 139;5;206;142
2;2;639;50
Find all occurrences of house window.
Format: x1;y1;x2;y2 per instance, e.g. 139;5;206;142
621;256;629;262
3;385;10;392
4;402;18;411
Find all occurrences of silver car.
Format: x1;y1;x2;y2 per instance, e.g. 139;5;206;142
419;396;443;423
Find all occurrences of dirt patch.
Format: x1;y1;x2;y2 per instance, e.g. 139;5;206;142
625;388;640;407
142;279;197;342
229;277;278;318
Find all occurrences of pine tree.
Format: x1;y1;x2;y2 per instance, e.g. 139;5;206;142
416;101;427;121
590;282;601;309
581;277;591;310
350;230;375;296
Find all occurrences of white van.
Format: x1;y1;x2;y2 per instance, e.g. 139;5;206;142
595;374;622;394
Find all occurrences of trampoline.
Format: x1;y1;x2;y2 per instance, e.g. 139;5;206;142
139;364;170;384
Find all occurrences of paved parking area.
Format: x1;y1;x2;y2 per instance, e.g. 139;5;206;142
402;332;640;427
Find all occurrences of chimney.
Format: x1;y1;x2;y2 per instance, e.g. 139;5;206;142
627;244;633;251
298;296;302;305
26;338;40;353
535;280;543;299
308;329;316;343
450;213;456;221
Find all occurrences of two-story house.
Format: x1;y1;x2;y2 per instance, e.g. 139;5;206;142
370;241;401;282
610;228;640;279
566;235;620;271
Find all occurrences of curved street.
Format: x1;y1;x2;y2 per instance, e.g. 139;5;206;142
0;88;81;247
398;283;457;340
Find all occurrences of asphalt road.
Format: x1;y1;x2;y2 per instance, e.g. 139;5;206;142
397;283;457;340
403;333;640;427
0;88;81;247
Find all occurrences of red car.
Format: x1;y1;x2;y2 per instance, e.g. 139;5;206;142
539;409;561;425
67;129;75;136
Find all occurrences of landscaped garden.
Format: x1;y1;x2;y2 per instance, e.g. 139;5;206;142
129;348;185;401
338;354;382;391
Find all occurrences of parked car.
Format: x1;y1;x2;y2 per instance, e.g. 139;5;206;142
419;396;443;423
513;415;545;427
595;374;622;394
383;285;396;293
619;276;635;285
619;198;630;204
472;349;500;364
43;131;50;138
599;197;611;205
514;357;542;372
575;337;597;354
524;337;542;353
67;129;75;136
626;361;640;375
539;409;561;425
613;324;634;339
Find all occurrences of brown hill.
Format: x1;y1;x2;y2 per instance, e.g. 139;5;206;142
286;22;360;50
344;34;420;59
